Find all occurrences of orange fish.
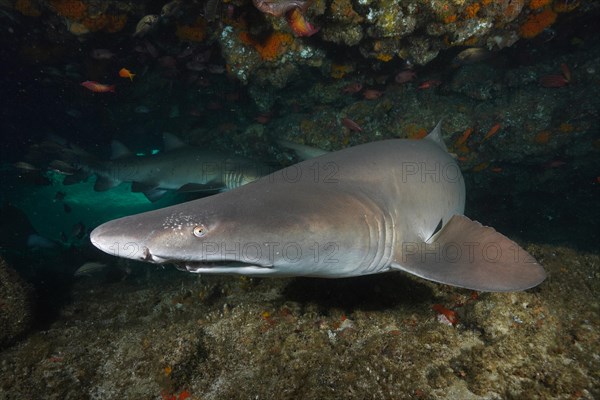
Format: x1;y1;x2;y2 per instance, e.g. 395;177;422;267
483;123;501;141
341;117;362;132
362;89;383;100
81;81;115;93
455;127;473;146
540;74;568;88
341;82;363;94
286;8;319;37
119;68;135;81
418;80;441;90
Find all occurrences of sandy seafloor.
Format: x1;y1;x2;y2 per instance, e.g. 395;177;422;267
0;238;598;399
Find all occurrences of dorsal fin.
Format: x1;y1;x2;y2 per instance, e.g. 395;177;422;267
110;140;133;159
424;120;448;153
163;132;187;151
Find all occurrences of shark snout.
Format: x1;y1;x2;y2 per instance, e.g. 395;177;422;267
90;219;151;262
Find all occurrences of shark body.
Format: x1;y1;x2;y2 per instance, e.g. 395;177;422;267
62;133;267;202
90;123;546;291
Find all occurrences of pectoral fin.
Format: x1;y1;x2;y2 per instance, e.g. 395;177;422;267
392;215;546;292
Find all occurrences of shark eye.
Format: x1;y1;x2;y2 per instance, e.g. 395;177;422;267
193;225;207;237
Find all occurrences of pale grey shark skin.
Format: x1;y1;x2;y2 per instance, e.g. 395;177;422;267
90;123;546;292
67;133;267;202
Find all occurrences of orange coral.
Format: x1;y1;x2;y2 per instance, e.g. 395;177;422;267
408;128;427;140
534;131;550;144
520;9;557;38
529;0;551;9
376;53;393;62
50;0;86;20
81;14;108;31
239;31;293;61
465;3;480;19
259;32;293;60
15;0;41;17
176;17;207;42
472;162;489;172
106;14;127;33
80;13;126;32
558;123;574;133
443;14;457;24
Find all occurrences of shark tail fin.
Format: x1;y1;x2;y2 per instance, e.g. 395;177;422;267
392;215;546;292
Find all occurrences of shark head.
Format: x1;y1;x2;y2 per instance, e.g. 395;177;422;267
90;181;391;277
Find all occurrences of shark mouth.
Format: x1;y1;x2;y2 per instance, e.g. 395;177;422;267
146;248;274;274
171;260;274;273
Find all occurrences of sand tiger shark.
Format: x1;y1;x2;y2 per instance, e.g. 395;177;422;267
90;122;546;292
56;133;267;202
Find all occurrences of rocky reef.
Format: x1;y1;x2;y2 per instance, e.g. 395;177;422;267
0;257;33;348
4;0;591;87
0;245;598;399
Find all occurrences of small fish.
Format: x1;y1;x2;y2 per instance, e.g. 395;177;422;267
540;63;571;88
63;203;72;214
144;40;159;58
539;74;568;88
542;159;567;169
483;123;501;141
208;64;226;74
286;7;319;37
362;89;383;100
54;191;66;201
14;161;39;171
119;68;135;81
341;117;362;132
185;60;206;72
418;80;441;90
91;49;115;60
341;82;363;94
60;232;68;242
161;0;183;18
255;112;274;124
81;81;116;93
394;69;417;84
49;159;77;175
71;222;86;239
452;48;491;67
159;55;177;69
177;45;196;59
65;108;82;118
134;14;159;37
135;105;151;114
455;127;473;146
74;261;108;277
